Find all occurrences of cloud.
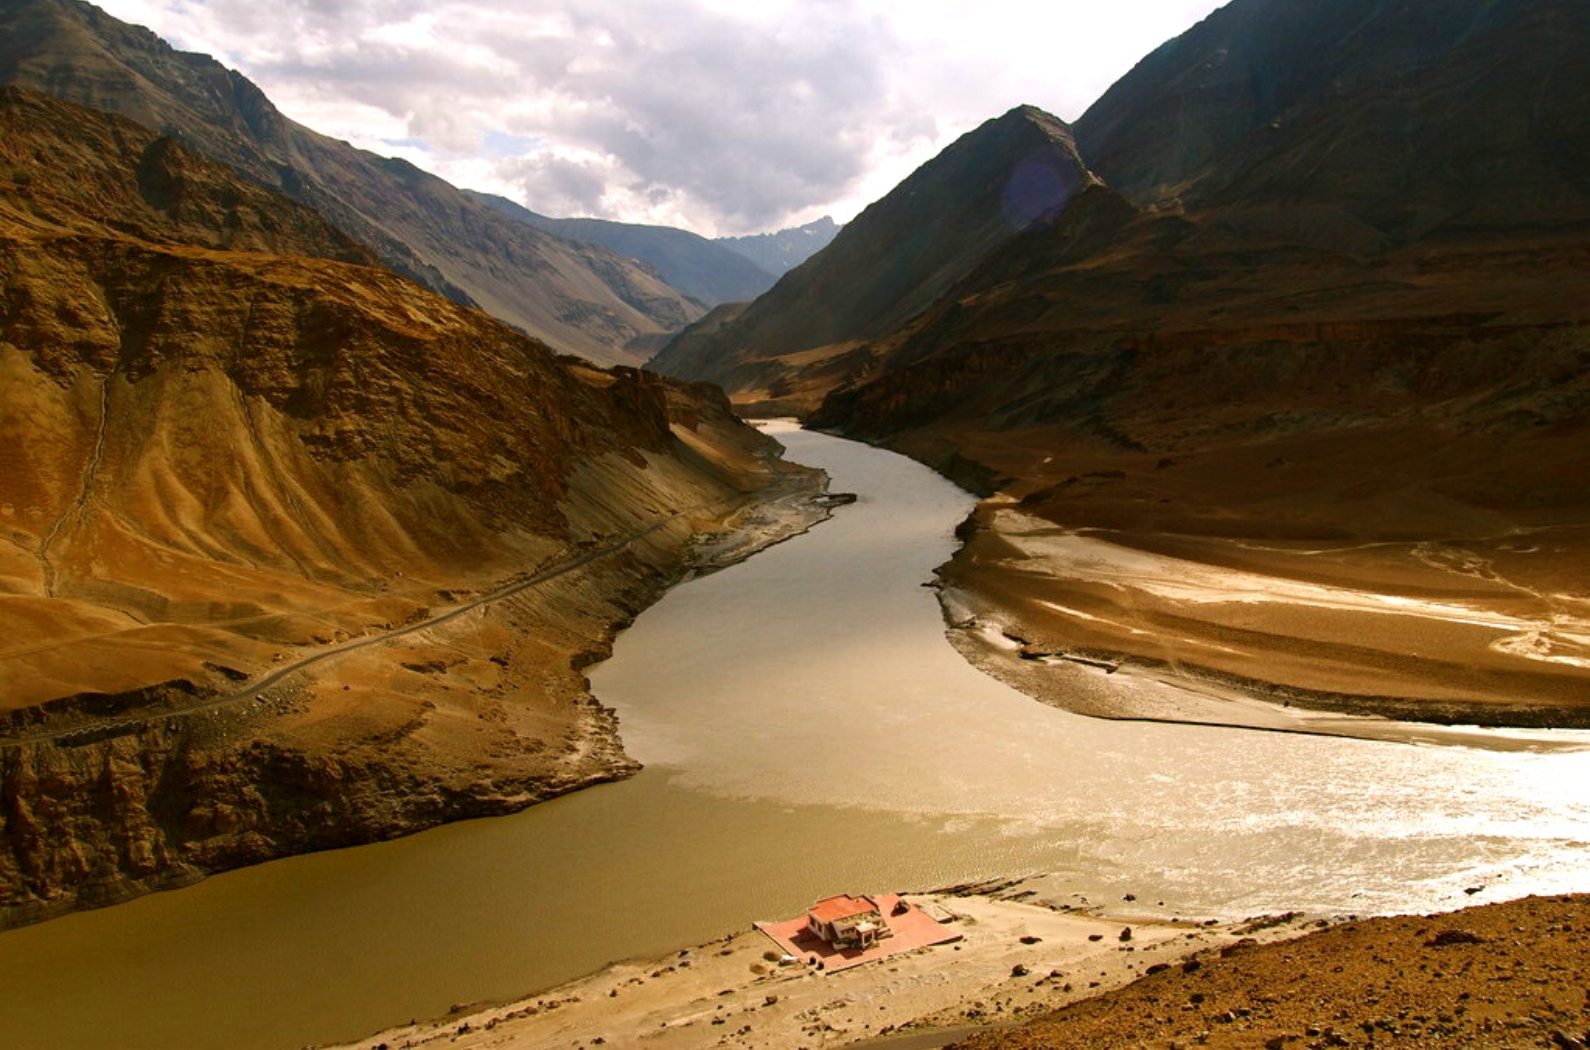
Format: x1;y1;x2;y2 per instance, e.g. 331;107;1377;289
92;0;1225;235
109;0;942;233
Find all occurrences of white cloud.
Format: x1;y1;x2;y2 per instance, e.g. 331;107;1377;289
90;0;1226;236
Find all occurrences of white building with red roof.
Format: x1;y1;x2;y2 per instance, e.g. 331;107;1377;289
805;894;891;950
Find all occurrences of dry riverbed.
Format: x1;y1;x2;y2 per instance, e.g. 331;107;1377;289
331;879;1317;1050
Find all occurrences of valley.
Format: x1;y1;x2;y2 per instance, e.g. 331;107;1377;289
1;0;1588;1048
0;425;1584;1050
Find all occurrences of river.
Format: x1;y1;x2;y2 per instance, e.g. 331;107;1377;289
1;424;1586;1050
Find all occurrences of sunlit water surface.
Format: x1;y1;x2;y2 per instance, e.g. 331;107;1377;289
0;425;1585;1050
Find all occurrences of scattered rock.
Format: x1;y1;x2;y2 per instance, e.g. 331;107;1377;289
1425;929;1486;947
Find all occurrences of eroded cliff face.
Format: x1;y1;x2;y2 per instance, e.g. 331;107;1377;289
0;88;820;927
0;534;655;928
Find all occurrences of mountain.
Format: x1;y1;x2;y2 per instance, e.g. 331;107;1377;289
1075;0;1590;231
649;106;1099;412
803;0;1590;730
0;0;707;364
466;190;777;306
716;216;841;277
0;86;816;926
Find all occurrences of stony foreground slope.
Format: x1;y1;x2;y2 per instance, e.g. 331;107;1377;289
0;87;819;927
332;889;1590;1050
959;894;1590;1050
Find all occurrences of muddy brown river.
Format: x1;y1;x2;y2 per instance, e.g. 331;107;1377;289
1;425;1586;1050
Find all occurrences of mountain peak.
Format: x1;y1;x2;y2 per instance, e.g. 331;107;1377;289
1000;102;1071;129
651;102;1101;406
1074;0;1590;229
713;216;843;278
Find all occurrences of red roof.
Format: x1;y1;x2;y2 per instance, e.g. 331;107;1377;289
808;895;880;923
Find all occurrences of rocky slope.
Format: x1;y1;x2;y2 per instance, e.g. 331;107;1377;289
0;0;707;364
958;893;1590;1050
648;106;1099;412
469;190;777;307
331;885;1589;1050
0;87;821;928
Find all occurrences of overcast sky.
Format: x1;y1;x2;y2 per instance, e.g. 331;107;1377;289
93;0;1225;237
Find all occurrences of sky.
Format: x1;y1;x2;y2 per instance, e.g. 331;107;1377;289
91;0;1226;237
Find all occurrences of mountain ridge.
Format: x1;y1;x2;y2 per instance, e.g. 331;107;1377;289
800;0;1590;731
714;215;841;277
0;0;707;364
466;189;776;306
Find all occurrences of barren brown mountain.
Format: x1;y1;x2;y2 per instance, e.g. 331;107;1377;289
0;0;708;364
0;86;820;927
669;0;1590;734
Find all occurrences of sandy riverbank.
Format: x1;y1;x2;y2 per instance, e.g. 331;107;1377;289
330;879;1319;1050
936;502;1590;748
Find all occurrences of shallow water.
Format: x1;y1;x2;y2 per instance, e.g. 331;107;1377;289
0;425;1586;1050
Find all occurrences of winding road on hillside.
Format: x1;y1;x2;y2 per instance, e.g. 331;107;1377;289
1;475;819;750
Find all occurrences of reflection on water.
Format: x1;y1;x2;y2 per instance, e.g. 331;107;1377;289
0;425;1585;1050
